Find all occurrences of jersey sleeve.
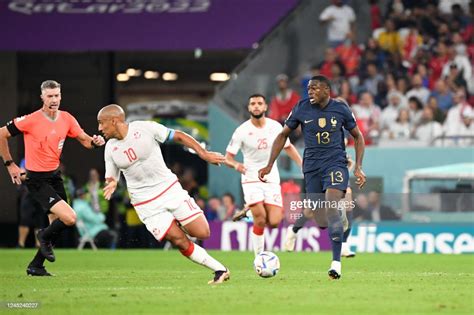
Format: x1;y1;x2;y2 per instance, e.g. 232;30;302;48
226;128;242;155
342;104;357;131
284;102;301;130
144;121;173;143
319;6;332;21
104;143;120;180
6;114;34;136
66;112;84;138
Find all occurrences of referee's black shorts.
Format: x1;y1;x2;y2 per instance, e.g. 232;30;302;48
19;193;46;227
25;169;68;214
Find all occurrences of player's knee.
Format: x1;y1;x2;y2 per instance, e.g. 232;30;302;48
63;212;76;226
196;227;211;240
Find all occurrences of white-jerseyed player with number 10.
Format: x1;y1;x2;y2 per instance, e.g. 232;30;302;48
224;94;302;257
97;104;229;285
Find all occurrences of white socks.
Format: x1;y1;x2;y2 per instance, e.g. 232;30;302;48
251;232;264;256
183;242;226;272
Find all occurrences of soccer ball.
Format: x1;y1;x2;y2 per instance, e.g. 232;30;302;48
253;251;280;278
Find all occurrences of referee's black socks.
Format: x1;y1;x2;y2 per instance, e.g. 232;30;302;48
42;219;68;241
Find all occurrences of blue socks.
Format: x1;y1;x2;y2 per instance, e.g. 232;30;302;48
327;210;343;262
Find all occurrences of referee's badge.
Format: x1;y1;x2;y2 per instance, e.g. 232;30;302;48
318;118;326;128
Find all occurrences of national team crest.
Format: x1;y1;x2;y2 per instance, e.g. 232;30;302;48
318;118;326;128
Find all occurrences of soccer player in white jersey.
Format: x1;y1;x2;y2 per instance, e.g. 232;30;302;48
97;104;229;285
224;94;302;256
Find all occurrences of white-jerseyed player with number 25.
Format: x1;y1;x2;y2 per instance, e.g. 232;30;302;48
224;94;302;257
97;104;229;285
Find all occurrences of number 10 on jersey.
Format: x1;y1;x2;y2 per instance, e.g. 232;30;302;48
124;148;137;162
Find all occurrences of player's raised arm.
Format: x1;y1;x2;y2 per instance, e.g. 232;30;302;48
258;125;292;181
349;126;366;189
172;130;225;165
224;152;246;174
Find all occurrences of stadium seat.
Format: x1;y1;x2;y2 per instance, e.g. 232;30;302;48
76;219;98;251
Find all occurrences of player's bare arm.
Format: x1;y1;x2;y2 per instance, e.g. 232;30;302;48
0;126;22;185
103;177;118;200
224;152;247;174
349;126;366;189
258;125;292;181
283;144;303;168
173;130;225;165
76;131;105;149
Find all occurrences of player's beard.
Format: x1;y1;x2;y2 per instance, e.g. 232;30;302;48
250;112;264;119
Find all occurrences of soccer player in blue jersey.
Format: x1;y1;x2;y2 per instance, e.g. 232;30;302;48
258;75;366;279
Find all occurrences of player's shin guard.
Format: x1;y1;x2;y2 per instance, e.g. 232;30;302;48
180;240;226;272
292;214;309;234
252;225;264;256
327;211;343;262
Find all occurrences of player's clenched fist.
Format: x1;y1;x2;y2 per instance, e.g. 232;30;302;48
258;165;272;182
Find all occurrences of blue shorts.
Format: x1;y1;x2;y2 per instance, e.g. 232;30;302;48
304;165;349;194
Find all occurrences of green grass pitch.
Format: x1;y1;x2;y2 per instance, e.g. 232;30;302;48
0;250;473;314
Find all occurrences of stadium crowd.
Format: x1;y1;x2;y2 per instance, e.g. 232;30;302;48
269;0;473;147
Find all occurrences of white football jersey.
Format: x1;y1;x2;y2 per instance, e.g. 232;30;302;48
226;118;290;184
104;121;178;204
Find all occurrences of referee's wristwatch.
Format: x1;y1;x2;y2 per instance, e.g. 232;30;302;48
3;160;14;167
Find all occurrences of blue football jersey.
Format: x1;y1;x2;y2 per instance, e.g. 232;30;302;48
285;98;356;174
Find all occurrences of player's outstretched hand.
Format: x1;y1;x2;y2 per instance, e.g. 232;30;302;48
103;177;118;200
6;162;22;185
234;162;247;174
92;134;106;147
354;167;366;189
258;165;272;182
200;151;226;165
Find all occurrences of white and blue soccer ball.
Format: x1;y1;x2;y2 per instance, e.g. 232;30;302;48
253;251;280;278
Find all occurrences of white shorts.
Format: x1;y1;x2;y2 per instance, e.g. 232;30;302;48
242;182;283;208
133;182;203;241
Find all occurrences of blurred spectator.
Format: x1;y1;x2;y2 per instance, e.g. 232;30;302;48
406;74;430;104
351;92;381;144
441;45;472;92
318;48;338;79
221;193;239;221
59;162;75;204
330;61;346;96
335;31;361;77
396;76;410;95
438;1;470;15
269;74;301;124
370;0;382;30
377;19;402;54
84;168;108;213
353;193;369;221
412;106;444;145
426;96;446;124
381;91;406;130
367;191;401;221
407;96;424;126
204;197;222;222
73;189;117;249
428;41;450;85
382;108;411;140
319;0;356;47
359;38;386;75
362;62;385;96
415;64;430;89
402;25;423;62
444;89;471;133
338;80;357;105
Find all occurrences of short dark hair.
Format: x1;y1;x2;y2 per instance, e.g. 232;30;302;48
41;80;61;92
310;75;331;90
248;94;266;102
